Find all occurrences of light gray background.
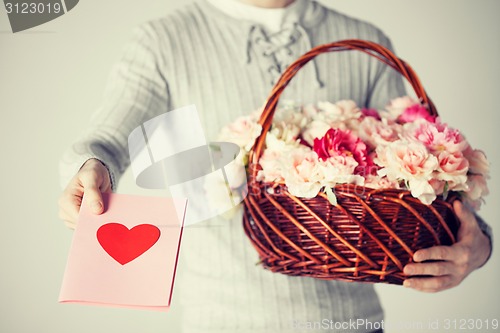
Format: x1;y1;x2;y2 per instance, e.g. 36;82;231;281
0;1;498;332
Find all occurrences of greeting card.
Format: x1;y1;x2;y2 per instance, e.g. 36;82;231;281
59;193;187;311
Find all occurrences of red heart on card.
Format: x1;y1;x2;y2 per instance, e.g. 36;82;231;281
97;223;161;265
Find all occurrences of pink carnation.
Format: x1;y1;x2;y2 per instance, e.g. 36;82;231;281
256;149;285;183
361;108;381;120
375;140;439;204
398;104;436;123
386;96;418;118
464;174;489;210
435;151;469;191
313;128;370;175
407;120;468;153
464;146;489;176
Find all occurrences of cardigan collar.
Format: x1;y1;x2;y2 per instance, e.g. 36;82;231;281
198;0;327;34
197;0;326;87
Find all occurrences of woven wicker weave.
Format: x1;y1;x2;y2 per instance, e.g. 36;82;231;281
243;40;460;284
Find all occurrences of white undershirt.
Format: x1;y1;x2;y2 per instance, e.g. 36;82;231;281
206;0;307;33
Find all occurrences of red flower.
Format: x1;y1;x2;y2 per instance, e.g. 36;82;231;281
313;128;371;175
398;104;436;123
361;108;381;120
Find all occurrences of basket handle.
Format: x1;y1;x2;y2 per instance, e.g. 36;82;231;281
249;39;437;173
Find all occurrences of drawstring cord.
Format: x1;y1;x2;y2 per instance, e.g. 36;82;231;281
246;23;324;88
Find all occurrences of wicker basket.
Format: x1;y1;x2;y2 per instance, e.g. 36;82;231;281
243;39;460;285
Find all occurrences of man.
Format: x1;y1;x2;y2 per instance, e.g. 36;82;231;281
58;0;491;332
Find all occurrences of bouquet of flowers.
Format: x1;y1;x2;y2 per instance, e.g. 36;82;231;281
213;96;489;212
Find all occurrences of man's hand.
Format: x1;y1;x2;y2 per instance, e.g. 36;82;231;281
58;159;112;229
403;200;491;292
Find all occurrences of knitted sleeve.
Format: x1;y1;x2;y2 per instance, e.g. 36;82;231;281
59;23;169;190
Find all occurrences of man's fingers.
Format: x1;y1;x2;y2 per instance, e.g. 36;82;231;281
58;205;77;229
404;261;454;277
413;246;456;262
58;160;111;230
403;276;455;293
403;275;454;293
63;220;76;230
58;191;81;223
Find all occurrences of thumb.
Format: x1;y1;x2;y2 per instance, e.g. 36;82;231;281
84;184;104;214
454;200;476;239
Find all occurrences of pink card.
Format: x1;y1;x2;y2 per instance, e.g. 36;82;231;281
59;193;187;311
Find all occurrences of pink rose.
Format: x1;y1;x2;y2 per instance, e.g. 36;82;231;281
313;128;370;175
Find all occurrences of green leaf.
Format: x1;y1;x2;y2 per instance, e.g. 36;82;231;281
442;181;449;200
324;187;338;206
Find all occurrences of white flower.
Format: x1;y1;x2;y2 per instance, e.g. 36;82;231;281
217;115;262;151
364;174;400;190
282;148;324;198
269;121;302;144
358;116;401;148
316;100;362;131
318;155;363;188
273;102;308;128
301;119;330;146
256;133;297;182
386;96;418;119
203;168;244;219
318;100;361;122
223;148;248;189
